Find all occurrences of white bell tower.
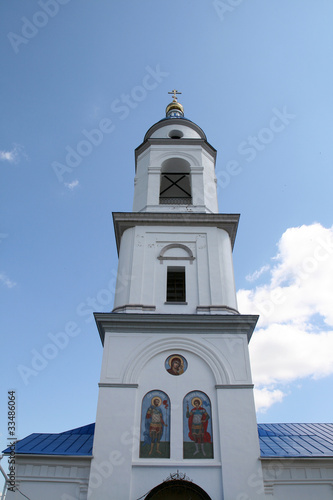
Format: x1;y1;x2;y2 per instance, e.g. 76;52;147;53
88;92;266;500
132;89;218;215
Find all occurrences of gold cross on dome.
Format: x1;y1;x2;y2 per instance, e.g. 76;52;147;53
168;89;182;102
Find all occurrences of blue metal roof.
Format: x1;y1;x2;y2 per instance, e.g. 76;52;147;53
258;423;333;458
4;422;333;458
3;423;95;456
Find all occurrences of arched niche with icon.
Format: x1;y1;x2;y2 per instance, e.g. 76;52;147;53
183;391;213;459
140;390;170;458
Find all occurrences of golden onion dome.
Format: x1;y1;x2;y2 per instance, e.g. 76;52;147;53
166;100;184;116
165;90;184;117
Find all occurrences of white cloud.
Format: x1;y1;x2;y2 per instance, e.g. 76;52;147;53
250;324;333;386
254;387;285;413
65;180;79;190
246;264;270;282
0;144;26;164
0;273;16;288
237;223;333;413
0;150;15;162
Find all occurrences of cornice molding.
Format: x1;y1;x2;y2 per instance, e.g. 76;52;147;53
94;312;258;346
98;383;139;388
112;212;240;253
215;384;254;389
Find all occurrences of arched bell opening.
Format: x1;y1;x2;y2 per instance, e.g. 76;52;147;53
159;158;192;205
145;479;212;500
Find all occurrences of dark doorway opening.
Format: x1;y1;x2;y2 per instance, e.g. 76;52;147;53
145;479;212;500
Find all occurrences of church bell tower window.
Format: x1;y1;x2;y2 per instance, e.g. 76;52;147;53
166;266;186;303
159;157;192;205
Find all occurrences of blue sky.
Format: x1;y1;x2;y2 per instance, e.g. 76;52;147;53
1;0;333;471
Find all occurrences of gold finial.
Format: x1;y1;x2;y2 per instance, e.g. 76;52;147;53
166;89;184;117
168;89;182;102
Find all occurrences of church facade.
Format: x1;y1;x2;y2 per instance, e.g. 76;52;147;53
4;94;333;499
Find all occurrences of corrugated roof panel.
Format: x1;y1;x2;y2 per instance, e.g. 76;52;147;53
18;434;59;453
62;423;95;435
281;436;316;455
259;437;281;456
52;434;93;454
307;423;333;444
270;435;303;455
29;433;73;453
3;424;95;456
258;423;333;457
293;435;333;455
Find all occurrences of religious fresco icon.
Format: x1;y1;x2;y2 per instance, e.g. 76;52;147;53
165;354;187;376
140;390;170;458
183;391;213;459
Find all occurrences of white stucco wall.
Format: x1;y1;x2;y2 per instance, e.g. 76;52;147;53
113;225;238;315
88;316;267;500
5;456;91;500
262;459;333;499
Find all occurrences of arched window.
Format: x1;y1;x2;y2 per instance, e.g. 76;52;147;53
159;158;192;205
183;391;213;459
140;390;170;458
